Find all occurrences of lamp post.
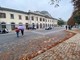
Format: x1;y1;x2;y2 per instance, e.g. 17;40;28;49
0;6;2;30
29;15;31;28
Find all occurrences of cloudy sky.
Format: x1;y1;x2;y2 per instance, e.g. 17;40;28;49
0;0;74;21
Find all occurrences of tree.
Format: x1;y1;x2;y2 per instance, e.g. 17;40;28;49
50;0;80;25
72;0;80;10
58;19;65;26
71;10;80;28
50;0;80;10
67;15;75;26
74;15;80;24
50;0;60;7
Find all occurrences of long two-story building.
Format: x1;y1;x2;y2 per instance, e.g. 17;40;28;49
0;7;58;31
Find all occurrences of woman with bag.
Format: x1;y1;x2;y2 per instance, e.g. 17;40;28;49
18;25;24;36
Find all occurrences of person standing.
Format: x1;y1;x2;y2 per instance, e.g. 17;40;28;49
15;27;20;37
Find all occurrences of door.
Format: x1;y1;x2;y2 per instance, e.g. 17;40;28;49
11;22;15;30
25;23;29;29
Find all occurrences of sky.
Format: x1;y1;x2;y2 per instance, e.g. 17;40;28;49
0;0;74;21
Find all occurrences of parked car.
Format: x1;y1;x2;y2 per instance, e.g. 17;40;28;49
28;27;36;30
0;29;9;34
45;27;52;30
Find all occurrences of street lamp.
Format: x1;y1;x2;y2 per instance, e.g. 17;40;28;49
0;6;4;30
0;6;2;30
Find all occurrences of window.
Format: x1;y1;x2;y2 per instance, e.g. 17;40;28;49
19;22;23;25
50;20;52;22
48;20;49;22
43;18;45;21
31;16;34;20
48;24;49;27
0;13;6;18
19;15;22;20
25;16;28;20
46;20;47;22
11;22;15;30
1;22;6;29
40;18;42;21
50;20;51;22
36;17;38;21
10;14;14;19
40;23;42;28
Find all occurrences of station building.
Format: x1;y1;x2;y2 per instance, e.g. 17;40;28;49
0;7;58;31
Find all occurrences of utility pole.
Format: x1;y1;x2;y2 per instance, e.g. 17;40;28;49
0;6;2;30
0;6;1;30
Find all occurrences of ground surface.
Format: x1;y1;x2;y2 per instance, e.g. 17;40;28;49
32;32;80;60
0;27;73;60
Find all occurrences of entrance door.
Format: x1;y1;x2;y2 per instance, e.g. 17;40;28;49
25;23;28;29
32;23;35;29
40;23;42;28
11;22;15;30
43;24;45;28
36;23;39;29
1;22;6;30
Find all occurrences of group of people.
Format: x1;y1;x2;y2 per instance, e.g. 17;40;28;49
65;25;72;30
15;25;24;37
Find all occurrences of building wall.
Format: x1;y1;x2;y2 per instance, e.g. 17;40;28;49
0;10;58;31
0;10;29;24
0;10;29;31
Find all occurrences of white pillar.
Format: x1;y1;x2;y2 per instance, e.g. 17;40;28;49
6;24;11;31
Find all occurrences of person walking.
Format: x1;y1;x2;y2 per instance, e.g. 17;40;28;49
15;27;20;37
68;25;71;30
65;25;67;30
21;28;24;36
18;25;24;36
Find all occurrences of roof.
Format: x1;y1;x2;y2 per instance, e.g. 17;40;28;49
0;7;58;20
0;7;28;14
27;11;56;20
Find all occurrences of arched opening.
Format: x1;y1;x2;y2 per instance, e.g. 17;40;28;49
19;22;23;26
48;24;49;27
32;23;35;28
50;24;51;27
25;23;29;29
1;22;6;29
43;23;45;28
36;23;39;29
40;23;42;28
46;24;47;27
11;22;15;30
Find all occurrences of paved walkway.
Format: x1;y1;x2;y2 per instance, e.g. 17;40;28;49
0;29;69;60
32;30;80;60
31;29;65;35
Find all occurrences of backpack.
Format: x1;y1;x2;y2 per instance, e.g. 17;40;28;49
15;29;19;32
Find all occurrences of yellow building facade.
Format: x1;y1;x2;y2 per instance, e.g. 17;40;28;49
0;7;58;31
